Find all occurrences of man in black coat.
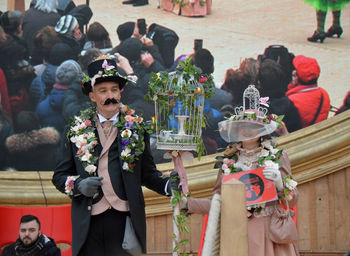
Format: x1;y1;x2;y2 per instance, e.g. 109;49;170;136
2;215;61;256
52;57;171;256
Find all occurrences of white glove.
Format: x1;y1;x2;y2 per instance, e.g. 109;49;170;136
263;167;283;191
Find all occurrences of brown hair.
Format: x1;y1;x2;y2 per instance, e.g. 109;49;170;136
33;25;61;61
239;58;260;84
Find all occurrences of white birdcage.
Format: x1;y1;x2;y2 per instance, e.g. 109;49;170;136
234;84;268;119
153;71;205;151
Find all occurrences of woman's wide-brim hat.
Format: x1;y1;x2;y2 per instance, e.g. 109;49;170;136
218;117;278;143
81;57;128;95
218;84;280;142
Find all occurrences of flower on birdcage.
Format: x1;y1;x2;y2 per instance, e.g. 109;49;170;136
145;58;215;159
199;77;208;83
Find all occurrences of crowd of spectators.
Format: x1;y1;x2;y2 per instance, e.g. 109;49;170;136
0;2;347;171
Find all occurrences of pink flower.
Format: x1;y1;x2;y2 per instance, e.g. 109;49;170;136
127;109;135;116
199;77;208;83
125;115;136;122
121;104;128;113
85;120;92;127
77;149;83;155
259;97;269;107
102;59;115;71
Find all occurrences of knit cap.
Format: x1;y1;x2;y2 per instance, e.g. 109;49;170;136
56;60;82;85
55;15;78;35
293;55;320;83
117;22;135;42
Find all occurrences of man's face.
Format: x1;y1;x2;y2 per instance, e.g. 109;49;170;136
73;24;82;41
19;220;41;246
89;81;121;118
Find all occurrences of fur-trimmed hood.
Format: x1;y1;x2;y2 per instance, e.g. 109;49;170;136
6;127;60;153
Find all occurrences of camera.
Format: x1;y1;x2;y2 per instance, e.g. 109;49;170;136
137;18;147;36
194;39;203;53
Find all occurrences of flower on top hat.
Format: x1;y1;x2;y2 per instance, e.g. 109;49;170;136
218;85;283;142
81;55;128;95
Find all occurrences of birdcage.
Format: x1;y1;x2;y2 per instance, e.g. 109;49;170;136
234;84;268;119
153;71;205;151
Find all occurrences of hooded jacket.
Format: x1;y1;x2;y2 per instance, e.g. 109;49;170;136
35;83;69;134
29;64;58;110
286;83;330;128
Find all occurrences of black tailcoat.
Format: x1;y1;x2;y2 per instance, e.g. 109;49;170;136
52;124;169;256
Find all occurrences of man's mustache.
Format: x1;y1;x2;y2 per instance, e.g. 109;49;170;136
103;98;119;105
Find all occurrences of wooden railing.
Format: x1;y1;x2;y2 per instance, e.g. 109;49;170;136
1;110;350;255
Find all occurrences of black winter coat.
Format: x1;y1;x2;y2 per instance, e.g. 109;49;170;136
268;96;302;133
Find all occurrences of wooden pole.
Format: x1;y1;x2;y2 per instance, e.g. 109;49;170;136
220;179;248;256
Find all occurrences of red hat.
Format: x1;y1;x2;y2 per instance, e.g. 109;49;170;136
293;55;320;83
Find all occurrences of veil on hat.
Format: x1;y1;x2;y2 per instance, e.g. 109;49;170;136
218;85;279;142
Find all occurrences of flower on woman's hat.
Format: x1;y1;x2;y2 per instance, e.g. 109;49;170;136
81;56;128;95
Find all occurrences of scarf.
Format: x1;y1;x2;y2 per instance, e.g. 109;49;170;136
14;234;46;256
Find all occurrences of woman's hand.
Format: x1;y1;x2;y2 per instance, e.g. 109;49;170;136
263;167;283;191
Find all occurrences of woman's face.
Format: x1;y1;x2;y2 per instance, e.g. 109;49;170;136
237;123;261;141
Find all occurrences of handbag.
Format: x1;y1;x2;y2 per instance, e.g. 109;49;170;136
268;200;297;244
122;216;142;256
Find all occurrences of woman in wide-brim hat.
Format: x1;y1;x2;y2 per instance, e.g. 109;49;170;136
184;85;300;256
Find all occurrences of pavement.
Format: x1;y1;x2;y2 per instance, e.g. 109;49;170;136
1;0;349;107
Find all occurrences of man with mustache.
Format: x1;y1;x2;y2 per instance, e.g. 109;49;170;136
52;56;175;256
2;215;61;256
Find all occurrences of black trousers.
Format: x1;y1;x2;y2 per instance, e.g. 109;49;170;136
78;208;131;256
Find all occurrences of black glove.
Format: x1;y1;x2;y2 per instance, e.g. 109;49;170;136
77;177;103;197
167;171;181;195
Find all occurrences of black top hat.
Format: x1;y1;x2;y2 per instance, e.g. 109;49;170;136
81;57;128;95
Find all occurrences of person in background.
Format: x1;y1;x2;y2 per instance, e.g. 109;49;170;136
0;10;28;58
304;0;350;43
31;25;61;67
36;59;82;134
62;48;102;123
22;0;60;57
335;91;350;115
0;26;36;119
258;59;302;133
5;111;60;171
83;22;112;54
2;215;61;256
0;100;13;170
29;42;75;111
286;55;330;128
54;15;82;59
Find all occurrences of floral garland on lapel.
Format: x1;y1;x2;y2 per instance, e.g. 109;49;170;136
115;104;148;172
67;103;149;175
